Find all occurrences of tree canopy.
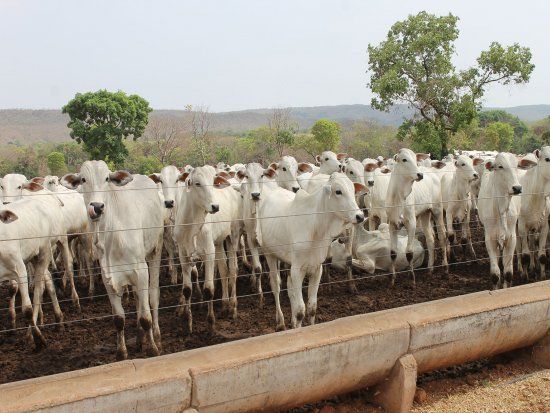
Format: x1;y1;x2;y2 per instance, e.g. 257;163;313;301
368;11;534;157
46;151;68;176
62;90;152;165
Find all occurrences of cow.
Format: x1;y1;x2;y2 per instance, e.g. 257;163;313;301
1;173;27;204
257;172;365;330
440;155;479;262
172;166;242;333
385;148;448;286
477;153;523;289
517;148;549;280
329;223;424;274
268;155;310;193
61;161;164;359
237;163;278;306
0;183;66;349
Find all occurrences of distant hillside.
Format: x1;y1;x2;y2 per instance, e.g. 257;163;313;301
1;104;549;144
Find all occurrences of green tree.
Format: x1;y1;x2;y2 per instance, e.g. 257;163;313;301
47;151;68;176
368;12;534;157
62;90;152;166
482;122;514;151
311;119;341;151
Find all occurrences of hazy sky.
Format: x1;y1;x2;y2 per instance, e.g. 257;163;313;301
1;0;549;111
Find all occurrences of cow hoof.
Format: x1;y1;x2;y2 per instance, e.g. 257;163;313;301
258;295;264;309
32;329;47;351
147;346;160;357
275;323;286;332
116;349;128;361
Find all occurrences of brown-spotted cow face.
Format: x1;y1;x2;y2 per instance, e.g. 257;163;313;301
324;172;366;225
1;174;27;204
60;160;133;221
183;166;230;214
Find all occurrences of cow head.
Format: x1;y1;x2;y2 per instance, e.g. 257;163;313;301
393;148;425;182
454;155;479;182
316;151;346;175
485;153;522;196
324;172;365;225
343;158;365;186
61;160;133;221
362;158;379;187
1;173;27;204
183;166;230;214
270;155;301;193
43;175;60;192
149;165;182;209
239;162;276;202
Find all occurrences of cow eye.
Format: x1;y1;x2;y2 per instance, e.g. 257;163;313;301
498;165;504;169
81;178;86;183
195;182;201;186
325;158;329;161
282;167;287;172
462;163;465;166
546;158;550;162
105;177;109;181
17;186;21;189
402;159;407;162
335;189;342;195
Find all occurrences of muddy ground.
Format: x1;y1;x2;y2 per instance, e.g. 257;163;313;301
0;227;541;384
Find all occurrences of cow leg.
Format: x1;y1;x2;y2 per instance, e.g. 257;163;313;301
203;240;216;330
502;232;517;288
227;230;240;320
135;268;159;357
306;265;322;326
215;244;230;318
446;209;456;264
246;232;264;307
30;256;48;350
191;264;202;301
288;265;306;329
389;221;399;287
485;230;501;289
147;239;162;351
463;208;476;260
344;227;357;294
43;270;64;330
106;286;127;360
177;245;193;334
266;255;285;331
8;280;18;330
58;237;80;312
15;262;35;343
518;218;530;280
403;211;417;286
538;219;548;280
433;208;448;275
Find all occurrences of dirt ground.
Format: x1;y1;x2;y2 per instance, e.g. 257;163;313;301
0;227;541;385
290;349;549;413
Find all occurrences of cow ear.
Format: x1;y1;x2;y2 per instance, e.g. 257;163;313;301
364;163;377;172
315;155;321;164
377;160;384;167
485;161;494;171
472;157;484;166
177;172;189;183
431;161;446;169
109;170;133;186
393;154;398;161
353;182;367;195
229;171;236;178
416;153;430;162
22;181;44;192
31;177;45;185
0;210;18;223
534;149;541;159
298;162;313;173
336;153;349;161
268;162;278;171
60;173;82;190
381;167;391;174
518;158;538;170
148;173;161;184
263;168;277;179
236;169;247;180
217;171;231;179
214;175;231;189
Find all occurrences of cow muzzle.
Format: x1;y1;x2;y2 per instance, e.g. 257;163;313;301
164;200;174;209
355;213;365;224
512;185;522;195
416;172;424;181
210;204;220;214
251;192;260;201
88;202;105;220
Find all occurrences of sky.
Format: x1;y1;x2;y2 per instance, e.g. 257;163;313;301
1;0;549;111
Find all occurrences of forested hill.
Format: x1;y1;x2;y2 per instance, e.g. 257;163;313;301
1;104;549;143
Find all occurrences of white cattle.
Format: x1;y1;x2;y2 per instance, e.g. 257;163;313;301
517;148;549;280
257;172;365;330
0;183;67;349
298;151;345;193
61;161;164;359
1;173;27;204
329;224;424;274
173;166;242;332
477;153;523;289
237;163;278;306
385;148;448;286
440;155;479;262
269;155;309;193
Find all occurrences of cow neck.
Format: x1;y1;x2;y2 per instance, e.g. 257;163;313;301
451;171;471;202
184;189;209;236
523;165;549;223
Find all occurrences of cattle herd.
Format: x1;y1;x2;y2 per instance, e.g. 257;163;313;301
0;147;548;361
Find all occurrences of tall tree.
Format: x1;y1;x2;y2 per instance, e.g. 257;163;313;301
186;104;212;165
267;108;297;157
368;12;534;157
62;90;152;165
47;151;68;176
